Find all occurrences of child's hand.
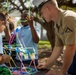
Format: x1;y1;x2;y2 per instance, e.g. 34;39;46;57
3;54;11;63
26;16;34;27
0;54;4;64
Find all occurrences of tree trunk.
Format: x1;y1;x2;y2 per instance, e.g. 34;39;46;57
41;21;55;50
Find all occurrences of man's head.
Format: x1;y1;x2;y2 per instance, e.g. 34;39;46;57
33;0;59;22
0;13;6;32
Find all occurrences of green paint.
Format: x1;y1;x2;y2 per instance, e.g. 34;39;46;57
20;20;27;22
6;0;9;13
0;66;12;75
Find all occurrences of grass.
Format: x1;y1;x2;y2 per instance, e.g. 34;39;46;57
38;40;51;49
3;40;51;50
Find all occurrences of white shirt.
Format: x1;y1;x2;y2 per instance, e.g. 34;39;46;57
0;33;3;54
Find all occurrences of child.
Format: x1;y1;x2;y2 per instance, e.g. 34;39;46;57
0;13;12;75
15;10;40;66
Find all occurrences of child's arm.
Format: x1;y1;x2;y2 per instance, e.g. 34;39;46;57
27;16;39;43
4;22;11;41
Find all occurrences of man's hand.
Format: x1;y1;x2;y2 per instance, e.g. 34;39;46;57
46;70;64;75
37;62;47;69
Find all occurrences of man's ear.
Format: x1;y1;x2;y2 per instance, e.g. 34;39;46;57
46;5;51;11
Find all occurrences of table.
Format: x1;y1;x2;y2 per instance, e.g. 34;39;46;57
34;69;49;75
6;60;49;75
6;60;70;75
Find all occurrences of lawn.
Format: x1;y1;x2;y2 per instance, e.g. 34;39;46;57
38;40;63;71
38;40;51;49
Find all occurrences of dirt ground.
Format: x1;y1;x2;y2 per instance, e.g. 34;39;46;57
38;48;63;70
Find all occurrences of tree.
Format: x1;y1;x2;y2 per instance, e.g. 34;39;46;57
0;0;76;50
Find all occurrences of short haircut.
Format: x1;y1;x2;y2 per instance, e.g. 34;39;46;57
22;10;33;16
38;0;58;11
0;13;6;21
49;0;58;7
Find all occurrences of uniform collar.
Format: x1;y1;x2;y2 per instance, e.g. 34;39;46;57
57;9;65;26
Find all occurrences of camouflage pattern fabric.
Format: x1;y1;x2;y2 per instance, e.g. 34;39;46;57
0;66;12;75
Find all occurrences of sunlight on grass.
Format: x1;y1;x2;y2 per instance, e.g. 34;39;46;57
38;40;51;49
